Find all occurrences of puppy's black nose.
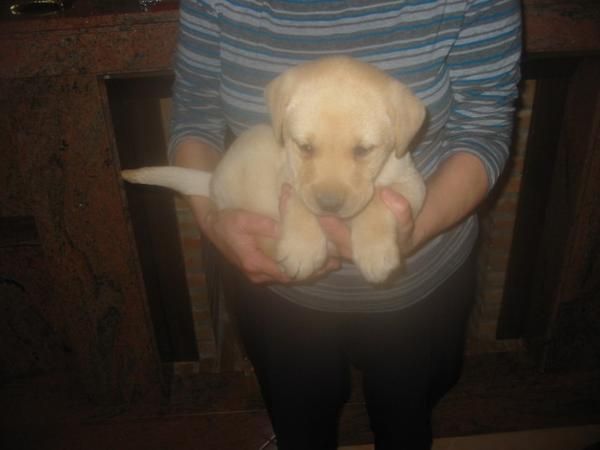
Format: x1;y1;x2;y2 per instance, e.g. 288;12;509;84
316;191;345;213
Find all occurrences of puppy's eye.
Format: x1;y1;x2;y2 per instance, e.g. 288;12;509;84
353;145;372;158
298;143;314;156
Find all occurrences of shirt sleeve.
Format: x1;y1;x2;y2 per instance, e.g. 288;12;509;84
168;0;225;162
443;0;522;190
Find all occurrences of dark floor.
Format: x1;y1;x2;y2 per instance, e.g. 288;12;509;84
2;351;600;450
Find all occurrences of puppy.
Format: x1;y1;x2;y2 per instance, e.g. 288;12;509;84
122;56;426;283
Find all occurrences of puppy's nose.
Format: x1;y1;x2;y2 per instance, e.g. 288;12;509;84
316;191;345;214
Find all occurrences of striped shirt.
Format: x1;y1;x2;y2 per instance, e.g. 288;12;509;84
169;0;522;312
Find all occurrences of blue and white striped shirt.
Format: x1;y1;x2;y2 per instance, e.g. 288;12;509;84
170;0;522;312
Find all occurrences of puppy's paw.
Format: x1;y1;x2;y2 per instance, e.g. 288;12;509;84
276;230;328;280
353;232;402;284
353;234;402;284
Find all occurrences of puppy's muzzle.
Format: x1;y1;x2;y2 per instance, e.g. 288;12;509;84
315;190;346;214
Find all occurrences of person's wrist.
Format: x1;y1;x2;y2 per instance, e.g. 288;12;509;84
408;218;429;255
187;195;217;235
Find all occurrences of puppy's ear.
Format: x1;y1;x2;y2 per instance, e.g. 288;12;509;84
387;81;426;157
265;69;296;146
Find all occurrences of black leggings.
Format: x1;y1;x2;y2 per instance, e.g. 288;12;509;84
227;254;476;450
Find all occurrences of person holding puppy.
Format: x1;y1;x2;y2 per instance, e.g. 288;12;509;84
170;1;522;449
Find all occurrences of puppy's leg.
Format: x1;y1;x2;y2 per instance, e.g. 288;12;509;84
277;193;328;280
352;170;425;283
351;194;402;284
352;151;426;283
377;152;426;219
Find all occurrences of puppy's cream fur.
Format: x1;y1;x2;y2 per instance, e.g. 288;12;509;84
122;56;426;283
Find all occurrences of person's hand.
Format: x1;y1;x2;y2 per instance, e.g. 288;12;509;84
192;198;291;284
379;187;417;254
278;185;342;279
318;187;417;261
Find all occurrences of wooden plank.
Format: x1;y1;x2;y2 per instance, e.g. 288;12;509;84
498;60;574;339
0;245;69;382
509;57;600;368
541;58;600;370
552;59;600;307
523;0;600;57
0;216;39;247
7;74;163;404
107;75;198;362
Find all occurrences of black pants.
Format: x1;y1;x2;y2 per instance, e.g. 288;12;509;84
227;255;476;450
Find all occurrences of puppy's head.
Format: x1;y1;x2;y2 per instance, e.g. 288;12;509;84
266;57;425;218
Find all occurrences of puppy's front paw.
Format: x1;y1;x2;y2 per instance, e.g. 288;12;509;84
353;233;402;284
276;230;328;280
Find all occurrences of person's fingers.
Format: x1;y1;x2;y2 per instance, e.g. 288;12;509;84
379;188;412;227
203;209;287;283
379;188;415;250
231;210;281;238
319;257;342;274
245;256;290;284
318;215;353;260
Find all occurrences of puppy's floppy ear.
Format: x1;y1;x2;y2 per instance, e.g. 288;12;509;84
387;80;426;157
265;68;297;146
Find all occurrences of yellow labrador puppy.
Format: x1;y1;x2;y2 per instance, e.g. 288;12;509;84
122;56;426;283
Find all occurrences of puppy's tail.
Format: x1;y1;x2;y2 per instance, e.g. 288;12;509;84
121;167;212;197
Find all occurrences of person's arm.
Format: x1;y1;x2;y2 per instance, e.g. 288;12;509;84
320;153;488;260
170;1;292;283
381;152;489;255
174;139;291;284
442;0;522;191
405;0;523;248
169;0;225;160
321;0;522;259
